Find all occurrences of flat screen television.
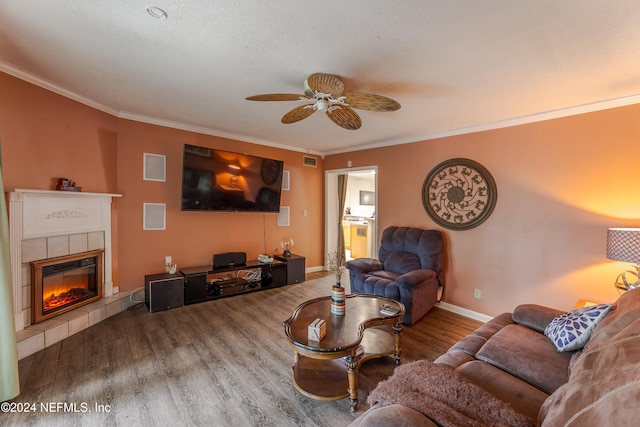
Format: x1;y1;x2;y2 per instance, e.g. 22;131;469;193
180;144;284;212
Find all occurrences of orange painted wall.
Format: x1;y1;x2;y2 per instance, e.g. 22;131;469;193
1;72;324;295
4;69;640;317
0;72;121;284
0;73;118;192
115;119;324;290
325;104;640;316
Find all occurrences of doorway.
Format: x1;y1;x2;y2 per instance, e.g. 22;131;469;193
325;166;378;268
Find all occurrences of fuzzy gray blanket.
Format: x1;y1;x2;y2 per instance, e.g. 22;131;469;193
367;360;534;427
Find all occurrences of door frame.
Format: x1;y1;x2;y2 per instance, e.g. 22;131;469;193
324;166;378;268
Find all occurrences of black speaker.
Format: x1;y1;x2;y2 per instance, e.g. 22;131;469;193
212;252;247;268
145;273;184;313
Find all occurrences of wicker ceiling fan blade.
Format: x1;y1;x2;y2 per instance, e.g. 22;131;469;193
342;92;401;111
246;94;308;101
306;73;344;97
327;106;362;130
281;105;316;124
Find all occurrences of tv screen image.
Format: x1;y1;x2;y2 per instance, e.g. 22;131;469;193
181;144;284;212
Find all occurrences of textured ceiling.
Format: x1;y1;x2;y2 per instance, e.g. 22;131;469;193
2;1;640;155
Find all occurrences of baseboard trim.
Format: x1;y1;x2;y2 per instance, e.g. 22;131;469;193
436;301;493;323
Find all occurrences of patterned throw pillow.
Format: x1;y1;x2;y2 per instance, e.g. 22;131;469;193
544;304;612;352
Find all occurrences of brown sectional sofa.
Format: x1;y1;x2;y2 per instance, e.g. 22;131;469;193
350;288;640;426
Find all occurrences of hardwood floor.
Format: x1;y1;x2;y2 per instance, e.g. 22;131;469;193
7;272;482;426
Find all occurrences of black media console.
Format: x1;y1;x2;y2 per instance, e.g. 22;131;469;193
180;258;288;305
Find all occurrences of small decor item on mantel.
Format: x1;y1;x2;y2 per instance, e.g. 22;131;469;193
328;247;346;316
56;177;82;192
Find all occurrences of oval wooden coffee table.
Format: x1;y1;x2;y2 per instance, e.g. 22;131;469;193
283;294;405;411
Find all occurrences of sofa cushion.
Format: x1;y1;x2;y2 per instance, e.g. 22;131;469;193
585;287;640;350
539;288;640;425
539;316;640;426
367;360;535;427
512;304;565;333
475;324;572;394
544;304;612;352
383;251;421;275
369;270;400;281
442;313;514;358
359;274;401;300
348;404;436;427
455;360;549;422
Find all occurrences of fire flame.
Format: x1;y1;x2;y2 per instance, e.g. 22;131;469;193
42;273;94;312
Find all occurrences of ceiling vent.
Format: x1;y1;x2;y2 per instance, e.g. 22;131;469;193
303;155;318;168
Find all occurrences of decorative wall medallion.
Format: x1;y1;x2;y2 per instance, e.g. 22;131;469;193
422;158;497;230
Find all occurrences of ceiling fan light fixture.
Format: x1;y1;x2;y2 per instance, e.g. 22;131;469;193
316;99;328;111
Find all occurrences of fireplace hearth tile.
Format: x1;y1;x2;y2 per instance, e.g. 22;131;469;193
16;291;130;361
27;317;66;332
15;329;44;360
55;309;90;335
106;299;123;318
88;307;107;326
45;323;69;347
68;315;89;335
26;317;68;347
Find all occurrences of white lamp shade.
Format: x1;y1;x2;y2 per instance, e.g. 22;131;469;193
606;228;640;263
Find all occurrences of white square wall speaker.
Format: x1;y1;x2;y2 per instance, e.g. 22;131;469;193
144;203;166;230
144;153;166;181
277;206;290;226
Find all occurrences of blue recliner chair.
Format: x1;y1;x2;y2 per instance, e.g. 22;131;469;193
345;226;444;325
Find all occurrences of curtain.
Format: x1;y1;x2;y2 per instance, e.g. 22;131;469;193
336;174;349;260
0;141;20;402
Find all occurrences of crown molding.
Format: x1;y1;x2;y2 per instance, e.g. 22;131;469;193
4;61;639;158
324;93;640;155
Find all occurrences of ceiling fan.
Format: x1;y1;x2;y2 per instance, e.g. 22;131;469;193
246;73;400;130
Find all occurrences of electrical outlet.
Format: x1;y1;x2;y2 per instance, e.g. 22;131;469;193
474;289;481;299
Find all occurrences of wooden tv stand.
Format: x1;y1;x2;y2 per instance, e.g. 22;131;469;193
180;259;287;305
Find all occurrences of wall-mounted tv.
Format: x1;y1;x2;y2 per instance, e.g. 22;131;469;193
181;144;284;212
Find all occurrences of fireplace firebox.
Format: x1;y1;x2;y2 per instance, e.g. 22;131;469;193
31;249;104;323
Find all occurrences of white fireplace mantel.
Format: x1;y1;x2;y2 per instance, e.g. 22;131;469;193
8;189;122;332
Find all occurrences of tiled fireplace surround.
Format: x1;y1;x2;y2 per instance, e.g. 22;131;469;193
9;189;133;360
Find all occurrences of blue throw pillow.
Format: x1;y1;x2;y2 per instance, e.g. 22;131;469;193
544;304;612;352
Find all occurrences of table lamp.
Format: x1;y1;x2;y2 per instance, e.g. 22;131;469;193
606;228;640;291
